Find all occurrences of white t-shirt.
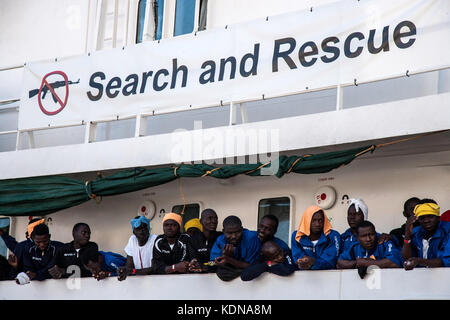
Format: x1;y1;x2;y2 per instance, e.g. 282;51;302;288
124;234;157;269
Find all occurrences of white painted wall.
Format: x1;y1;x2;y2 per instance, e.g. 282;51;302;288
0;0;89;68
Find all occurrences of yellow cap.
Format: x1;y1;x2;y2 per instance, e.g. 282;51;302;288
414;203;440;217
184;218;203;232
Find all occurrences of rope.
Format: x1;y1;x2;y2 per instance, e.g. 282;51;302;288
84;181;102;204
201;167;221;177
287;154;312;174
376;130;448;148
244;162;271;175
178;179;186;215
354;145;376;158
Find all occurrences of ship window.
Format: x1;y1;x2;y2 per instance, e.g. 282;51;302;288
198;0;207;31
155;0;164;40
0;217;11;258
136;0;164;43
174;0;196;36
258;197;291;246
171;203;200;232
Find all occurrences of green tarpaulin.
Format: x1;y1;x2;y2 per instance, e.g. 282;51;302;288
0;145;375;216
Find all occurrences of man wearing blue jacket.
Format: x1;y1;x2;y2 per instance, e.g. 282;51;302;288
337;220;402;270
210;215;261;281
257;214;290;252
80;246;127;280
402;200;450;270
241;240;296;281
291;205;341;270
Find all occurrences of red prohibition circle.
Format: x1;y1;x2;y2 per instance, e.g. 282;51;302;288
37;70;69;116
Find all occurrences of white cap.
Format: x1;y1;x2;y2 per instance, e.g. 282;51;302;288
348;198;368;220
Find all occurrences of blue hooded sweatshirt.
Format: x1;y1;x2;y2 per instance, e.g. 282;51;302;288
210;229;261;264
99;251;127;276
291;230;341;270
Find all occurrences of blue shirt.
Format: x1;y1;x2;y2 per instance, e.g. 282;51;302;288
210;229;261;264
338;238;403;267
341;228;358;253
340;229;385;253
100;251;127;276
291;230;341;270
410;221;450;267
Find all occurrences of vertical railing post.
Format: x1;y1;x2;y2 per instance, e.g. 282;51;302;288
336;84;343;111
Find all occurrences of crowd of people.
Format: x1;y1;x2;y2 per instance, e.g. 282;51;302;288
0;197;449;285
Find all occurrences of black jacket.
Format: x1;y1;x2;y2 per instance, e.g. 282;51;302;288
23;241;64;281
189;231;223;263
151;234;197;274
54;241;98;278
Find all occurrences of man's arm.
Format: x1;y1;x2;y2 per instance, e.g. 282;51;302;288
336;259;357;269
215;255;250;269
269;255;297;276
356;258;399;268
240;262;268;281
48;246;67;279
118;256;134;281
402;216;417;260
0;232;18;252
404;257;443;270
209;238;223;261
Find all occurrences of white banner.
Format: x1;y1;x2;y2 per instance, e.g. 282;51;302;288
19;0;450;130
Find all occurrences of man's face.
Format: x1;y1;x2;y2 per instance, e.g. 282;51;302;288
357;226;377;250
73;225;90;246
257;217;277;242
223;224;243;246
163;220;180;238
200;212;218;232
263;245;284;263
404;200;420;218
310;211;324;235
133;223;150;243
347;205;365;229
418;215;440;233
33;234;50;251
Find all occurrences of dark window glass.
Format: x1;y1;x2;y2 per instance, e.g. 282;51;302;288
258;197;291;246
171;203;200;232
136;0;164;43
